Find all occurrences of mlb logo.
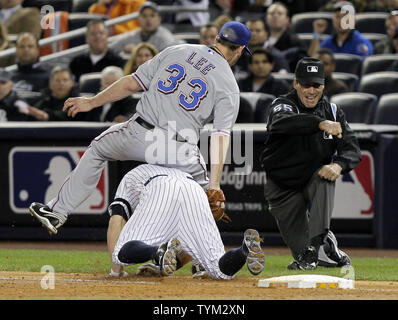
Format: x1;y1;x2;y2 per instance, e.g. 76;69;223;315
307;66;318;72
9;147;108;214
333;151;374;219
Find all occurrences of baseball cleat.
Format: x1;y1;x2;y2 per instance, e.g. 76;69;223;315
29;202;67;235
136;263;162;277
191;259;210;279
109;269;129;277
287;245;318;270
156;238;181;276
318;230;351;267
243;229;265;275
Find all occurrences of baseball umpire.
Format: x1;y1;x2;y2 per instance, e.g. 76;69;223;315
29;22;252;237
260;57;361;270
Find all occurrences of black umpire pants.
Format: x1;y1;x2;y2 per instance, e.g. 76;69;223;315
264;170;335;260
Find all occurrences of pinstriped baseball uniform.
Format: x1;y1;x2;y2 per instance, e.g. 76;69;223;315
46;43;240;216
112;164;233;280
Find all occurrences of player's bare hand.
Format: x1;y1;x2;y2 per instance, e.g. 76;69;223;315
318;163;342;181
313;19;328;35
319;120;342;138
63;97;93;118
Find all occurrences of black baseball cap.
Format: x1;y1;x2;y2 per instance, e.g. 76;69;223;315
294;57;325;86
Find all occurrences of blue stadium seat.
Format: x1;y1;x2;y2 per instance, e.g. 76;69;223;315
330;92;378;124
374;93;398;125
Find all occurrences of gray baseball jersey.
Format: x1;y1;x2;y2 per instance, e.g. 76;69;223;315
112;164;233;280
46;43;240;216
133;43;240;144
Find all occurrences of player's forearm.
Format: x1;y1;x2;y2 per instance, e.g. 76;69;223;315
209;133;230;189
89;75;141;108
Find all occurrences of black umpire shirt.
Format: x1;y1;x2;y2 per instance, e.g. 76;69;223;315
260;90;361;190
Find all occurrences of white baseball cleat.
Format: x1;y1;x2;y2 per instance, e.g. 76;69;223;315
155;238;181;276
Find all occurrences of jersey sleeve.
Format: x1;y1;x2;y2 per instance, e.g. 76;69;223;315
212;92;240;135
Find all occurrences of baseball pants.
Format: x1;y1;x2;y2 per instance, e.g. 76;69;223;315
112;175;233;280
264;170;335;260
47;115;208;215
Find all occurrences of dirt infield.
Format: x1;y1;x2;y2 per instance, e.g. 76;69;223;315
1;241;398;300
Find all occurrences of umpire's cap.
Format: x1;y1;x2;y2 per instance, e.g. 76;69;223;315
219;21;252;55
294;57;325;86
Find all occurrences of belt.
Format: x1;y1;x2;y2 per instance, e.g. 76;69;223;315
144;174;195;186
135;116;187;143
136;116;155;130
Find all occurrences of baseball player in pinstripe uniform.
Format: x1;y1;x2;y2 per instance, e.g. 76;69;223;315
111;164;265;279
29;21;252;276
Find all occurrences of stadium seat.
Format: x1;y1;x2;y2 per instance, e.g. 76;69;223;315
333;72;359;92
68;13;106;47
237;96;255;123
79;72;102;94
23;0;73;12
237;92;275;124
72;0;96;13
333;53;364;76
374;93;398;125
361;33;388;47
355;12;389;34
297;33;329;49
291;12;334;34
358;71;398;98
330;92;378;124
361;54;398;75
271;72;294;88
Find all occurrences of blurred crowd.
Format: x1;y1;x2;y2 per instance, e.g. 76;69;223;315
0;0;398;124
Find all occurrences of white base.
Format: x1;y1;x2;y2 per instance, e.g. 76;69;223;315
258;274;354;289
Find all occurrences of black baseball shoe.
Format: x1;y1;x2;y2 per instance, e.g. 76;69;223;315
287;246;318;271
318;230;351;267
243;229;265;275
153;238;181;276
29;202;67;235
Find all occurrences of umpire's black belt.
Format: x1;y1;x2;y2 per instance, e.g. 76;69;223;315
135;116;187;143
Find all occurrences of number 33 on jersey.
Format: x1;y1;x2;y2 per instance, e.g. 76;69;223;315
157;62;208;111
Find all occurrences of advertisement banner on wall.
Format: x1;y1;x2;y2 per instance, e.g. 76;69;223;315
9;146;108;215
333;150;374;219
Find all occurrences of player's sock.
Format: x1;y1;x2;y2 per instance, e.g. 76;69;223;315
117;240;158;264
218;247;247;276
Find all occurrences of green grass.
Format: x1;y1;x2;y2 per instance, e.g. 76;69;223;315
1;248;398;281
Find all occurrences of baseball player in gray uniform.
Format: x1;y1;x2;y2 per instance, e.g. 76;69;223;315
111;163;265;279
29;22;252;274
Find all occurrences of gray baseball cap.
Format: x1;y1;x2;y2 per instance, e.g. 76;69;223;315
139;1;159;14
0;68;11;82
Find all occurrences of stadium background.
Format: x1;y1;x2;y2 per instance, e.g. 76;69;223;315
0;0;398;250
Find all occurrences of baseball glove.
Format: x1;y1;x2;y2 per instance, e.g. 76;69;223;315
205;189;232;223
